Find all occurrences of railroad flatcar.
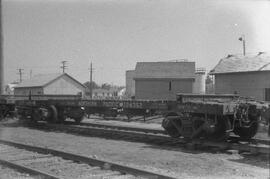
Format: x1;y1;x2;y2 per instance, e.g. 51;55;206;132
162;94;269;141
0;95;15;118
0;93;269;141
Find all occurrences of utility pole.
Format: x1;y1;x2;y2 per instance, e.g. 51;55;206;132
89;61;93;99
238;35;246;56
60;61;67;73
0;0;4;94
17;68;24;83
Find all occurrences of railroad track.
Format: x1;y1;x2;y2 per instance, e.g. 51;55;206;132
0;139;175;179
67;120;270;146
22;121;270;155
66;120;167;135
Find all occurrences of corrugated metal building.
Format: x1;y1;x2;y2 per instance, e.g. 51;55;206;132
134;61;195;100
14;73;86;96
210;52;270;101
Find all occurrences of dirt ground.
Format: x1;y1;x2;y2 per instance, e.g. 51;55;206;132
0;119;269;179
0;165;34;179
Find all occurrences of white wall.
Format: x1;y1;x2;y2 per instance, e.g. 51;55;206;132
44;75;84;95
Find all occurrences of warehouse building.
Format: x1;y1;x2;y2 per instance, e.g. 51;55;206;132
210;52;270;101
14;73;86;96
133;61;196;100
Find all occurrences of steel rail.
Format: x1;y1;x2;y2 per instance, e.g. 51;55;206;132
0;158;59;179
65;120;166;135
0;139;176;179
66;120;270;145
1;119;269;147
2;121;269;155
43;123;270;155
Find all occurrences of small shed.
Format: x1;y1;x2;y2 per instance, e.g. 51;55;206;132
14;73;86;96
134;61;195;100
210;52;270;101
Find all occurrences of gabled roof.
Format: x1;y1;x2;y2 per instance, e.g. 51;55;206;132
14;73;86;89
134;61;195;79
210;52;270;74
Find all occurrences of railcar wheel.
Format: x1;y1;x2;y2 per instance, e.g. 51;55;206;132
233;122;258;140
191;117;206;139
69;107;85;124
46;105;58;123
0;105;8;119
74;115;84;124
31;108;42;123
162;113;181;138
207;117;231;141
57;108;66;123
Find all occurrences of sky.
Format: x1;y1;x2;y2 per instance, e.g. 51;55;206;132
2;0;270;86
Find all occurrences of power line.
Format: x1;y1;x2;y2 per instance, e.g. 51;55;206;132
17;68;24;83
60;61;68;73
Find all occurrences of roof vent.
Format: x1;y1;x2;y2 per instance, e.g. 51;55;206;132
165;59;189;62
257;52;265;56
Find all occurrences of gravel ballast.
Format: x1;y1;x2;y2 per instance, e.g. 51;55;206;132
0;120;269;179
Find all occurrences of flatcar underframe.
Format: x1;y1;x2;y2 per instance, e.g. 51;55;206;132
0;94;268;141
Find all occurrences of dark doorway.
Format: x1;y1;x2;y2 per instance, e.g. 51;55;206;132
169;81;172;91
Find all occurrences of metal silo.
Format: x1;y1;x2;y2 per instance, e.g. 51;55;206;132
193;68;206;94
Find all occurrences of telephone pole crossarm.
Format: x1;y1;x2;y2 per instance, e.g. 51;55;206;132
17;68;24;83
60;61;68;73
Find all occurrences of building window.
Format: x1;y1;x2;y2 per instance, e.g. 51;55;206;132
169;81;172;91
265;88;270;101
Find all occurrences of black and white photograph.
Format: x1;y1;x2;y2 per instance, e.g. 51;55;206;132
0;0;269;178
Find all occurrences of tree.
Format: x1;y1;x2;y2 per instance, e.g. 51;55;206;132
83;81;99;90
205;74;215;94
101;83;111;90
205;74;213;84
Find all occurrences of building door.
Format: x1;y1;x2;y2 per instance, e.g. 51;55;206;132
265;88;270;101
